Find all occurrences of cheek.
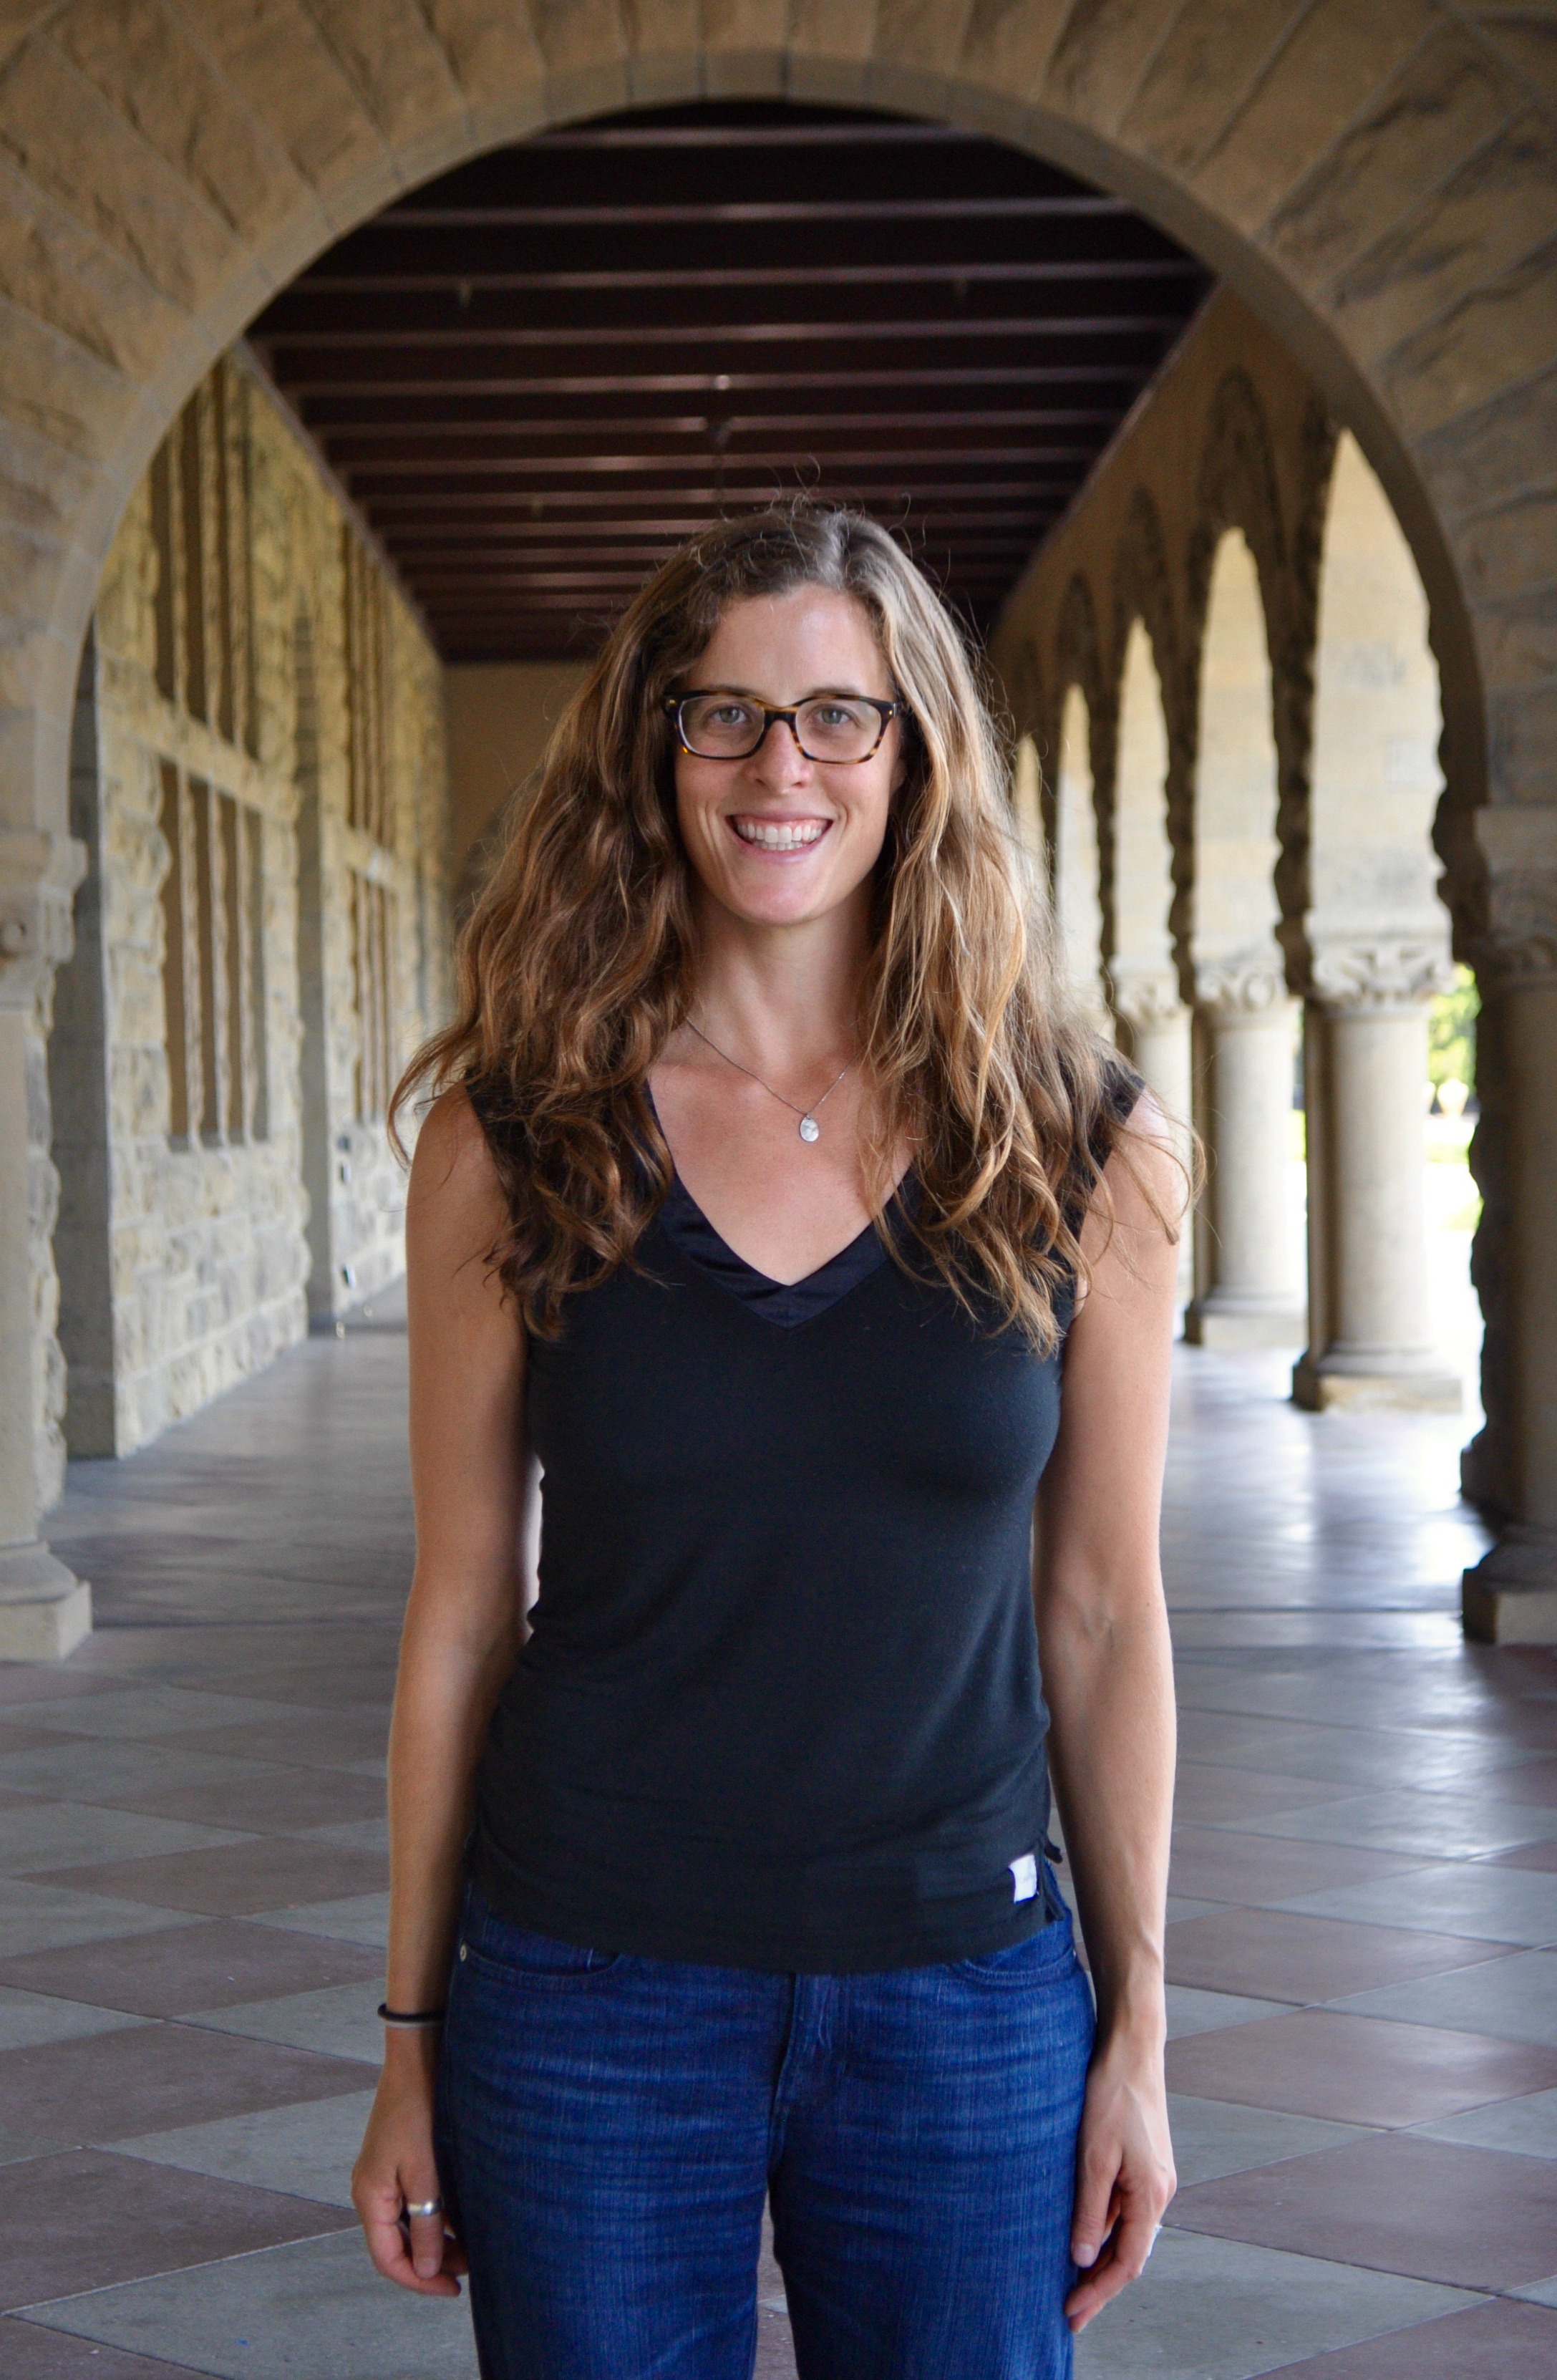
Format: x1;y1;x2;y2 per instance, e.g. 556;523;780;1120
848;778;896;867
674;769;722;852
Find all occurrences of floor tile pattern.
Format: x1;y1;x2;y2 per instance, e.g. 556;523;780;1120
0;1317;1551;2376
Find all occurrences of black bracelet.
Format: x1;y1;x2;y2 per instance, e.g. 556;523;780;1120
378;2001;447;2028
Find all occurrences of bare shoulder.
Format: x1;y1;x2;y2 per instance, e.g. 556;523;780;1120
1072;1087;1187;1300
1107;1089;1187;1229
409;1081;491;1174
406;1085;508;1252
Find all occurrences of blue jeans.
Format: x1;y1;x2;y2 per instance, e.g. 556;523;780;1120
435;1885;1095;2379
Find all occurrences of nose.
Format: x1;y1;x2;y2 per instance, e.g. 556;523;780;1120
749;714;810;784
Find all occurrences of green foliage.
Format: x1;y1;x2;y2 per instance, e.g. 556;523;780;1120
1428;964;1478;1094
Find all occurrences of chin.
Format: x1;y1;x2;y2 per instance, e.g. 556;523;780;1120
719;878;831;926
729;896;826;929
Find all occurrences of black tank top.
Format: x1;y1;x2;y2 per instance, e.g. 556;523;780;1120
470;1071;1138;1972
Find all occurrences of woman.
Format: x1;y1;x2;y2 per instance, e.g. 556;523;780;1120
353;505;1179;2379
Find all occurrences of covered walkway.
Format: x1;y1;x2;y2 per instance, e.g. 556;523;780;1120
0;1315;1552;2376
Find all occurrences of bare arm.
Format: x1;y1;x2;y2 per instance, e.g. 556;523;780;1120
1034;1098;1180;2333
351;1088;532;2296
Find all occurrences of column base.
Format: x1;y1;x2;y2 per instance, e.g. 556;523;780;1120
1463;1529;1557;1645
0;1542;92;1660
1291;1351;1462;1413
1185;1295;1306;1351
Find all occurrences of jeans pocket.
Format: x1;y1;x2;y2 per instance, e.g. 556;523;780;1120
954;1917;1073;1986
457;1901;622;1985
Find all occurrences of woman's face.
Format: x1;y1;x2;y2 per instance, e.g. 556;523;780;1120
671;587;905;933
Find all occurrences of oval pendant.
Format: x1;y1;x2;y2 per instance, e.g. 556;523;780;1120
798;1115;820;1143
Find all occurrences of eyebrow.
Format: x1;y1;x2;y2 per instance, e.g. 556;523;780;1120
686;684;879;702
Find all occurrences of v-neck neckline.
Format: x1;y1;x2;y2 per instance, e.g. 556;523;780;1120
644;1083;914;1328
655;1170;911;1328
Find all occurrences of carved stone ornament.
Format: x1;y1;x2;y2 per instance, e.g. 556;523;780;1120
1308;939;1455;1014
1194;955;1290;1020
0;829;84;1010
1110;966;1185;1030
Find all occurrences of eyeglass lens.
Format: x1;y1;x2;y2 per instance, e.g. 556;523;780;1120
678;695;886;762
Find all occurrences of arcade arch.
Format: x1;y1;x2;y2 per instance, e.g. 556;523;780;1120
0;8;1551;1651
1052;685;1110;1037
1185;526;1301;1351
1110;619;1189;1136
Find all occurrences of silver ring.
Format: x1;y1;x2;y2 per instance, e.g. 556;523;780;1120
403;2197;443;2219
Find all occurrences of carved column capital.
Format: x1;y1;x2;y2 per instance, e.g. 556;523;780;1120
1309;937;1455;1015
1110;965;1185;1031
1195;955;1291;1025
0;830;84;1013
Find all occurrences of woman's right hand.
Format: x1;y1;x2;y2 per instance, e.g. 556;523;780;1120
351;2036;467;2297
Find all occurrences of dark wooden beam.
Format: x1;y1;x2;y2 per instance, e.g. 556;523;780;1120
252;97;1212;662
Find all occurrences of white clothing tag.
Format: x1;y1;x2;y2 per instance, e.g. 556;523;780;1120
1009;1852;1038;1902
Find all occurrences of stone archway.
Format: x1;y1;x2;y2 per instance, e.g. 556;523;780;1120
1052;682;1110;1037
1185;525;1304;1353
3;4;1554;1643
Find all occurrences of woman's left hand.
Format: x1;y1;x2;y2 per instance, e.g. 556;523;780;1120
1064;2026;1177;2332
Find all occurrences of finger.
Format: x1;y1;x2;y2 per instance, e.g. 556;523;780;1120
1100;2205;1163;2291
1069;2162;1121;2270
1064;2215;1162;2331
355;2184;461;2298
407;2210;452;2285
1065;2235;1127;2332
360;2209;424;2290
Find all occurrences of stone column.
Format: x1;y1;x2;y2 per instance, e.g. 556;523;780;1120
1460;814;1557;1643
1295;435;1459;1416
1186;962;1302;1347
1115;972;1190;1125
0;826;91;1658
1112;970;1193;1299
1292;942;1459;1412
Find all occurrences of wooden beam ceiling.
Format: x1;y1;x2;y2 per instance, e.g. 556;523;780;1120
251;103;1213;664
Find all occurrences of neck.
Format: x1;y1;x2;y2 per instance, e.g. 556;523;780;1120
689;886;869;1074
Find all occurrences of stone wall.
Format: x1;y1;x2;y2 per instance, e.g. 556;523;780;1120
48;353;450;1461
445;662;590;911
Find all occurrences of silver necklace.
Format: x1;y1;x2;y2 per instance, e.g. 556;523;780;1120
687;1020;853;1144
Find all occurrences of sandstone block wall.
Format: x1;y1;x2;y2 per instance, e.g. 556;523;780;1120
49;352;450;1460
445;660;591;913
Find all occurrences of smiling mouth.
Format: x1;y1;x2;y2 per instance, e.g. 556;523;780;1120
729;816;830;851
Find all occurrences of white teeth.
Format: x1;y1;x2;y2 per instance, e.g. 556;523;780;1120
732;819;827;851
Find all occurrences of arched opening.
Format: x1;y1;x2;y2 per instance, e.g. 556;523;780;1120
1052;682;1110;1036
6;33;1553;2371
11;32;1548;1665
1185;526;1301;1350
1108;618;1190;1123
1011;732;1044;869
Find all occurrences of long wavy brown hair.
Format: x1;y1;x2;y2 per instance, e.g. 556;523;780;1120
392;503;1150;1345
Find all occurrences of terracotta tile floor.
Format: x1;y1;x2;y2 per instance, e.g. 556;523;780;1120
1;1312;1554;2377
